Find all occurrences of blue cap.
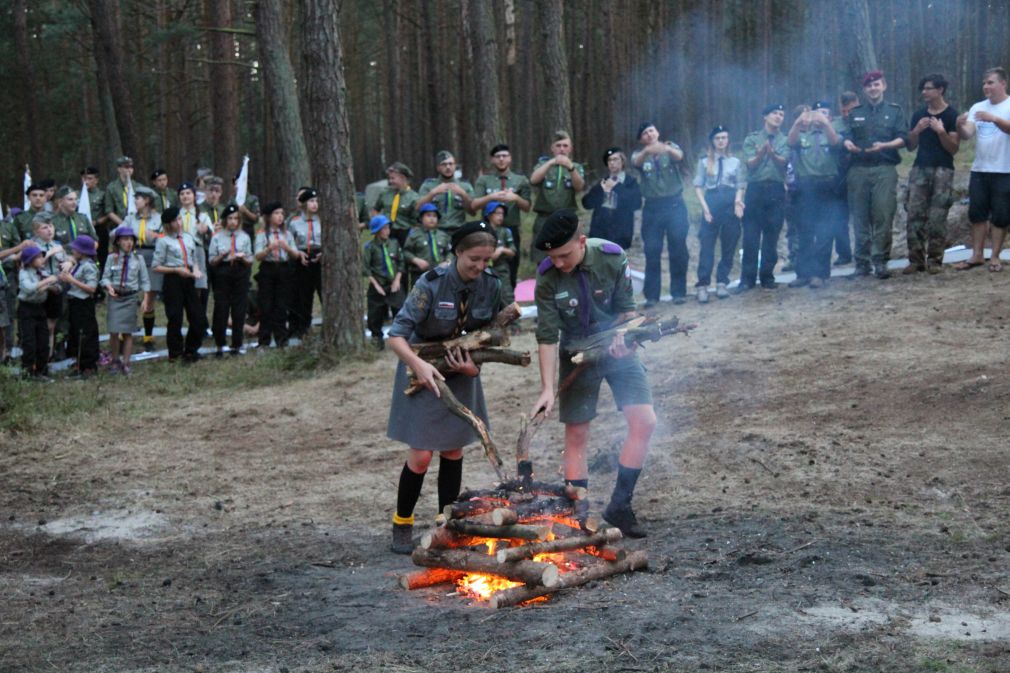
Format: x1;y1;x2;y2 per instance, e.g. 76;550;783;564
418;202;441;218
369;214;391;234
483;200;506;218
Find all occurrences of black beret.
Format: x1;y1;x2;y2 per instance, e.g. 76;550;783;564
489;144;510;156
761;103;785;116
812;100;832;111
602;146;623;164
262;201;284;218
636;122;656;139
534;209;579;251
177;182;195;193
150;169;166;180
298;188;318;203
39;178;55;189
25;183;46;195
161;206;180;223
709;125;729;140
222;204;240;219
81;166;100;176
450;220;493;252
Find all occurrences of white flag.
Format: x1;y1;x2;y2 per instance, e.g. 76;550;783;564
126;178;137;215
78;180;92;223
235;155;250;206
23;166;31;210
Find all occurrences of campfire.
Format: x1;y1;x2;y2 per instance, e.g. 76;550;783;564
399;478;648;608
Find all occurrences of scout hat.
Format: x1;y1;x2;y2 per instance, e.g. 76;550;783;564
112;225;137;242
862;70;884;87
450;220;492;252
298;188;318;203
116;156;134;167
221;204;240;219
134;186;157;202
636;122;656;139
709;125;729;140
177;182;195;194
151;169;167;180
533;209;579;251
81;166;100;176
25;183;45;195
55;185;76;199
489;144;510;156
386;162;413;178
761;103;784;116
435;150;455;165
812;100;832;111
369;214;391;234
70;235;97;257
262;202;284;219
418;203;441;219
602;146;623;163
161;206;181;224
483;201;507;218
20;244;43;266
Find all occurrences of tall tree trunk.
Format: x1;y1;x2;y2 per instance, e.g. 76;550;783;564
302;0;364;354
14;0;43;171
255;0;312;199
89;0;141;161
207;0;240;185
536;0;572;138
844;0;878;87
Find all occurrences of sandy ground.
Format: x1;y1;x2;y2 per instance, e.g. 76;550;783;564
4;258;1010;673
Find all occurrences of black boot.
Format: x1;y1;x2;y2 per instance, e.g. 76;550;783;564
602;465;647;538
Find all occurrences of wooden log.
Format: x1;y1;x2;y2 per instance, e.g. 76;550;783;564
410;303;522;359
458;481;582;501
404;348;531;395
446;518;552;540
443;498;506;520
432;378;506;482
399;568;466;590
420;526;484;550
411;547;560;588
587;545;627;563
495;528;623;563
489;550;649;608
512;496;574;520
491;507;518;526
569;317;696;365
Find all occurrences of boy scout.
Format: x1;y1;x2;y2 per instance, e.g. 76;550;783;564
530;209;657;538
104;156;143;226
843;71;907;278
51;187;98;244
483;201;516;305
740;104;790;291
60;235;100;375
402;202;451;288
150;169;179;213
418;151;473;233
17;244;60;378
363;214;405;350
374;162;419;246
530;131;586;265
15;184;48;240
0;223;29;361
471;144;532;285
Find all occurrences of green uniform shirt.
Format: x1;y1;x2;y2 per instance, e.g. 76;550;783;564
51;211;98;245
490;225;516;279
154;188;179;213
1;218;21;273
14;207;46;240
789;129;838;179
534;239;636;347
199;202;226;230
103;178;146;221
374;187;420;231
418;178;474;231
847;101;907;166
631;143;684;199
742;130;790;183
531;159;585;213
402;227;451;270
86;187;106;225
473;171;532;230
362;237;404;283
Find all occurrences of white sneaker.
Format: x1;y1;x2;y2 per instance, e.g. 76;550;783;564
696;287;710;304
716;283;730;299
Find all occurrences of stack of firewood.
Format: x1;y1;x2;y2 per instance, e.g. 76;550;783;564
399;479;648;608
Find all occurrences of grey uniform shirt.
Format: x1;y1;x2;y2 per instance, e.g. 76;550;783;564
693;156;746;190
389;264;501;343
255;229;298;262
32;238;66;277
208;230;253;259
178;207;212;248
121;212;164;248
101;251;151;293
153;232;198;269
66;259;99;299
18;268;50;303
288;214;322;252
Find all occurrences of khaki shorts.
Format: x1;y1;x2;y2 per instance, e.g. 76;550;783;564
558;351;653;424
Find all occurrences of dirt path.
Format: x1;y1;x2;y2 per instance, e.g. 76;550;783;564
3;267;1010;673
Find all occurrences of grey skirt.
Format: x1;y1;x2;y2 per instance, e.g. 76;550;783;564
139;248;164;293
387;361;490;450
107;293;139;334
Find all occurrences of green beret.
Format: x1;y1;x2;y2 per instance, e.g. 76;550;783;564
534;209;579;251
55;186;76;199
387;161;413;178
116;156;134;167
435;150;455;165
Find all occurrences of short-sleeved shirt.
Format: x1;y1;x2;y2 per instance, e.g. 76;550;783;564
473;171;532;230
631;144;684;199
254;229;298;262
153;232;198;269
362;237;404;282
101;251;151;292
122;212;164;249
403;227;451;270
847;101;908;166
178;207;212;247
742;130;790;183
534;238;636;347
288;214;322;252
531;159;586;213
66;258;99;299
51;212;98;245
389;263;501;342
967;97;1010;173
909;106;959;169
788;130;839;178
208;230;253;260
373;188;420;231
418;178;474;231
693;155;746;190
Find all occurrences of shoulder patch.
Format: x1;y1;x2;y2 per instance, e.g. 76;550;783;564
425;265;448;282
600;242;623;254
537;257;554;275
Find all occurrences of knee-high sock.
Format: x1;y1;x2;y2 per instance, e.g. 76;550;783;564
395;462;426;522
437;456;463;512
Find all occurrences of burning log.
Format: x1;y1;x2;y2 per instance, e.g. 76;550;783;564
457;481;585;502
511;496;575;520
399;568;466;590
495;528;623;563
420;526;484;550
588;545;627;563
488;550;649;609
445;519;552;541
491;508;518;526
443;498;506;520
411;547;561;588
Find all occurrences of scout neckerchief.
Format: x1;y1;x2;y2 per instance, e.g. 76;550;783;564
230;232;237;258
68;213;78;240
139;213;148;247
454;288;470;337
556;165;564;187
427;231;441;263
576;267;593;332
307;217;314;251
390;192;400;223
272;229;283;261
161;192;170;210
176;234;189;269
444;181;454;213
500;174;508;191
381;241;394;277
183;209;192;235
119;253;130;289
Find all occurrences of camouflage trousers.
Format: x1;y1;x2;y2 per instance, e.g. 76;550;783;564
906;165;954;266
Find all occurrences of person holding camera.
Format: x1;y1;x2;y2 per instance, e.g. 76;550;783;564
582;147;642;250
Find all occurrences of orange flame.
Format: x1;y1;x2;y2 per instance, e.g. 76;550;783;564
457;573;524;599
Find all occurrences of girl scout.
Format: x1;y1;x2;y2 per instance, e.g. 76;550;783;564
208;204;253;355
101;226;152;374
153;207;206;362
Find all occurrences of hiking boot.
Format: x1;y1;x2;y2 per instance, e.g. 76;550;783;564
808;277;825;289
696;287;709;304
671;296;687;305
715;283;730;299
731;282;753;295
873;266;891;279
902;264;923;275
573;499;591;531
144;340;155;353
391;523;414;554
788;277;809;288
602;503;647;538
927;263;944;275
761;280;778;290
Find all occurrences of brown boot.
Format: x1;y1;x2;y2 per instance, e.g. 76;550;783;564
902;263;924;275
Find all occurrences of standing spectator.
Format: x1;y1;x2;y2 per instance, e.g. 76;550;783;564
101;226;151;375
583;147;642;250
739;104;790;292
363;214;405;350
59;235;100;377
254;202;300;348
122;187;163;351
955;67;1010;271
150;169;179;213
17;244;60;379
81;167;109;272
633;123;688;305
831;92;860;266
693;126;745;302
529;131;586;266
374;162;419;247
288;188;323;337
904;74;960;274
843;71;907;279
51;187;97;245
103;156;143;228
153;207;206;363
402;203;451;289
483;201;517;305
208;205;253;355
417;151;474;233
14;184;47;240
471;144;532;285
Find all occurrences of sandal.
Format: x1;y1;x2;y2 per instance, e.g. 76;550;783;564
954;259;985;270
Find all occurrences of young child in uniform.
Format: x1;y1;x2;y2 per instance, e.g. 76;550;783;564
101;226;152;374
153;207;206;363
208;204;253;355
483;201;517;305
30;216;70;359
402;203;450;289
363;215;404;350
122;187;163;351
59;235;100;377
254;202;300;348
17;244;60;378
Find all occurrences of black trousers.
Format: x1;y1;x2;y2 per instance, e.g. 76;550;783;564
162;272;206;359
696;186;740;287
18;301;48;375
291;259;321;337
67;296;99;370
212;264;251;349
257;261;293;346
741;180;785;287
366;283;405;342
